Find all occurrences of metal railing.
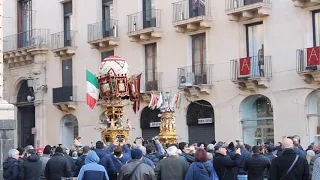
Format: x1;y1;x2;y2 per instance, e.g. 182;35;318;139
51;30;76;50
172;0;211;23
177;63;213;88
296;48;320;73
52;86;76;104
230;56;272;81
127;9;162;33
140;71;162;92
3;29;50;52
225;0;270;11
88;19;119;42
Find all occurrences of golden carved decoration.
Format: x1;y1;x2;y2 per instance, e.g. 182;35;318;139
158;111;177;144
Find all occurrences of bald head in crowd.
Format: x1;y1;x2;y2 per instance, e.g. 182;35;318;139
283;138;294;149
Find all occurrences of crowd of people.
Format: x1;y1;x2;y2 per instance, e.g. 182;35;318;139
2;135;320;180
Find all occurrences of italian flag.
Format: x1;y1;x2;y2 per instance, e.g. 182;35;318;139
86;70;99;109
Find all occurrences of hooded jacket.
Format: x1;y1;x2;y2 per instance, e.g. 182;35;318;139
44;153;72;180
21;154;42;180
3;157;20;180
185;161;213;180
77;151;109;180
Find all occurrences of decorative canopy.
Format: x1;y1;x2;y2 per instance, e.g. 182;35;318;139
99;56;129;77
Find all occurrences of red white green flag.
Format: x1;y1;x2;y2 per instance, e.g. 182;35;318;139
86;70;99;109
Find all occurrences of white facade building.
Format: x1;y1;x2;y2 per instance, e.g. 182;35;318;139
3;0;320;148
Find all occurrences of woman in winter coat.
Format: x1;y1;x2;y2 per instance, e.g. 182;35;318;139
213;142;241;180
185;148;213;180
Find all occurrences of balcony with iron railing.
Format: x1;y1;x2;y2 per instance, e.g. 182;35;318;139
52;86;77;111
172;0;212;33
225;0;271;21
230;56;272;91
87;19;119;50
51;30;76;58
292;0;320;8
177;64;213;97
127;9;162;42
3;29;50;67
296;47;320;83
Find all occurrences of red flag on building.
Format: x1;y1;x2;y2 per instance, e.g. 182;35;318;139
239;57;251;76
307;46;320;66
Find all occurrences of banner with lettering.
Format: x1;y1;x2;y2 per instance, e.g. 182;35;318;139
239;57;251;76
307;46;320;66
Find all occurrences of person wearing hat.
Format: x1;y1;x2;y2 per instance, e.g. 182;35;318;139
94;141;107;159
44;147;72;180
213;142;241;180
117;148;156;180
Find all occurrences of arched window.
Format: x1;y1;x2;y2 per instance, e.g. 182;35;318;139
241;95;274;146
306;90;320;143
186;100;214;144
60;114;78;147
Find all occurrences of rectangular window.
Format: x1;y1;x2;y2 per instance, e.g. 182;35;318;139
101;50;114;61
143;0;153;28
244;0;263;6
63;2;72;47
313;10;320;46
62;59;73;87
145;43;157;91
192;33;206;76
102;0;113;37
246;22;264;77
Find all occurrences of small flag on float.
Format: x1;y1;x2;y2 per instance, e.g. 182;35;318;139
156;92;163;109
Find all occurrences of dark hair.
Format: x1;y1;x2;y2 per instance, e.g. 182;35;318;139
197;142;205;148
252;146;260;154
178;142;187;151
44;145;51;155
195;148;208;162
244;144;251;152
114;146;122;157
165;143;171;148
17;147;25;156
27;149;36;155
211;140;216;145
126;144;131;149
266;146;273;153
69;150;74;157
146;144;155;154
83;146;90;154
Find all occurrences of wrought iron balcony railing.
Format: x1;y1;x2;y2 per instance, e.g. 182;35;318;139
230;56;272;81
172;0;211;23
51;30;76;50
127;9;162;33
3;29;50;52
225;0;270;11
140;71;163;93
177;63;213;88
88;19;119;42
296;47;320;72
52;86;76;104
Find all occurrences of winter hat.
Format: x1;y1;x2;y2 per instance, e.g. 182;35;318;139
207;144;215;151
214;142;224;151
96;141;104;149
55;147;63;153
130;148;143;159
228;142;235;150
76;136;81;140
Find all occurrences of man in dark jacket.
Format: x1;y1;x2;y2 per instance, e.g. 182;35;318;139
21;149;42;180
236;141;251;179
213;142;241;180
75;146;90;176
244;146;270;180
268;138;309;180
45;147;72;180
3;149;20;180
94;141;107;159
77;151;109;180
178;142;195;164
62;146;76;176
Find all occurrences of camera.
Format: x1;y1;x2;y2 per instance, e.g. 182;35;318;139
118;137;124;143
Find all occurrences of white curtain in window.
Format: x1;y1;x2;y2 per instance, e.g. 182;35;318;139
248;23;264;77
315;12;320;46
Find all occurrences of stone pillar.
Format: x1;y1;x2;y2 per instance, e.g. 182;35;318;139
0;0;16;177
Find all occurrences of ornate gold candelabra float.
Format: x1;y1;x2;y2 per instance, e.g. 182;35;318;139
148;92;182;144
96;56;141;145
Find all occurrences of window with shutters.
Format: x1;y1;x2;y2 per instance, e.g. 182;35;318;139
145;43;157;91
64;2;72;47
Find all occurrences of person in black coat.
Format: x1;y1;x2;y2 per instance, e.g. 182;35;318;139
213;142;241;180
3;149;20;180
44;147;72;180
21;149;42;180
268;138;309;180
244;146;270;180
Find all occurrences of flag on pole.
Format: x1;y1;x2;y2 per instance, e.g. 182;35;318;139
86;70;99;109
156;92;163;109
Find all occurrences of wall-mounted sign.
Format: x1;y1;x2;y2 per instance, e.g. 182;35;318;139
198;118;212;124
150;122;161;127
31;127;36;134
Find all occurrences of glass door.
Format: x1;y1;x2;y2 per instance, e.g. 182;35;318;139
247;22;264;77
102;1;111;37
64;16;71;47
192;33;206;84
143;0;152;28
145;43;157;91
